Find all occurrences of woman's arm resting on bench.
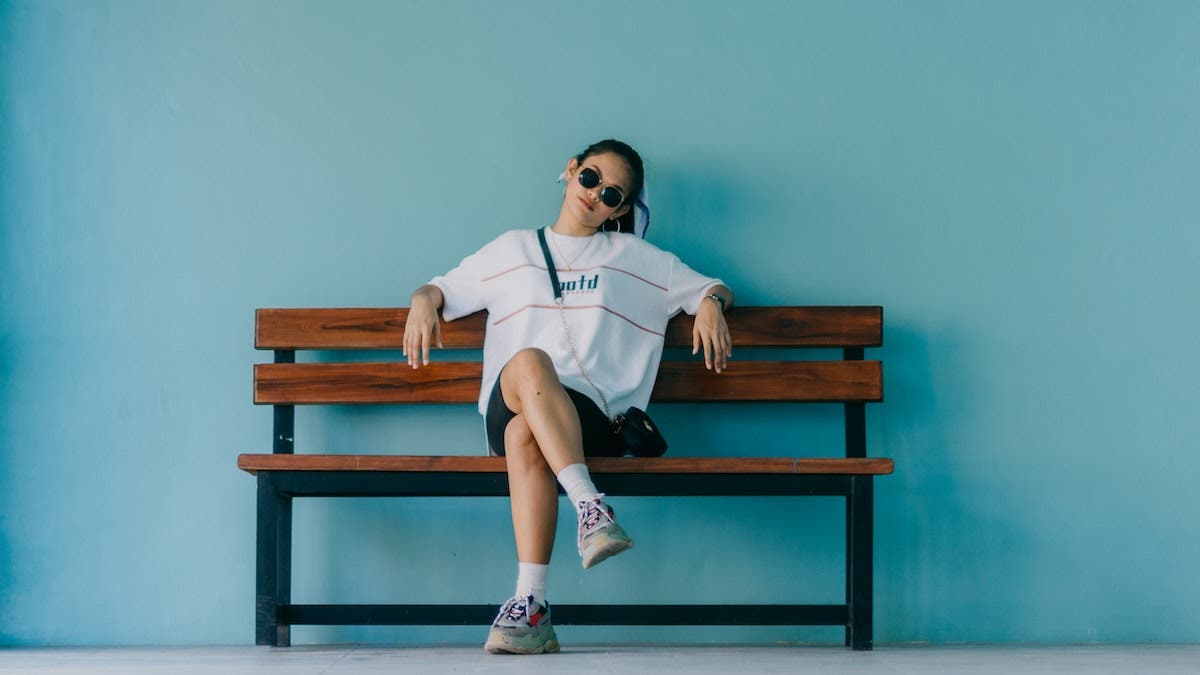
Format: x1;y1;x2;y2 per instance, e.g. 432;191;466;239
404;284;445;368
694;284;734;374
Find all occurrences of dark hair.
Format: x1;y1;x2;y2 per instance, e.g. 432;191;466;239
574;139;643;234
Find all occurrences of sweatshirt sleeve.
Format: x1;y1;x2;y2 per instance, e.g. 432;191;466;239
427;235;503;321
666;253;723;317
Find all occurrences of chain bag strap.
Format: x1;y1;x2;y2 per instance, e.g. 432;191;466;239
535;228;667;457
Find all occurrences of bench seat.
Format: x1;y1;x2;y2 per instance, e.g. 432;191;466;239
238;454;894;475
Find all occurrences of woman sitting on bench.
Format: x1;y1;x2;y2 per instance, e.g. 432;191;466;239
403;139;733;654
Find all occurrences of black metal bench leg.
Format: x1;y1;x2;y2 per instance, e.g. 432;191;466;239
844;486;852;649
256;473;293;647
846;475;874;650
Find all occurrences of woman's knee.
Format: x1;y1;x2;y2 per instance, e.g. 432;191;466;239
504;415;549;471
500;348;562;411
505;348;556;381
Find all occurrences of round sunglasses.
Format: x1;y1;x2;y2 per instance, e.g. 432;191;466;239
577;167;625;208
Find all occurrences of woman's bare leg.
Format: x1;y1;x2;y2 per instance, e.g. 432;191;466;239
503;414;557;562
500;348;586;473
498;347;629;570
499;348;586;562
487;403;564;655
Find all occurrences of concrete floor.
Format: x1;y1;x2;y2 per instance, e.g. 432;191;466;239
0;645;1197;675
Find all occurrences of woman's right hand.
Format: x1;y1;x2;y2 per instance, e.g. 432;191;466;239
403;285;444;368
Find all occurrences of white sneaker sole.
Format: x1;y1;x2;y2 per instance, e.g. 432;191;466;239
484;631;560;654
580;527;634;569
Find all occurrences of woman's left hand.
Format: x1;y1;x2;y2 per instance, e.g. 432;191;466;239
693;297;732;373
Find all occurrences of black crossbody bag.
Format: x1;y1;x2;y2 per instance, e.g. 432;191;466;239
536;227;668;457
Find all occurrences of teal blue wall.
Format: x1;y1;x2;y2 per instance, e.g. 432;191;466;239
3;0;1198;646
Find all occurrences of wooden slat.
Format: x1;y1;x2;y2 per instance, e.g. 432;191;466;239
256;308;477;351
651;360;881;402
663;306;882;349
255;306;883;351
255;362;482;404
237;454;894;476
254;360;882;405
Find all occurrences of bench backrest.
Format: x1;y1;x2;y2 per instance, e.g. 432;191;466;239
253;306;882;454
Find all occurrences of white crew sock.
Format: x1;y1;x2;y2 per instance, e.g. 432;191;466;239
556;463;599;510
515;562;549;605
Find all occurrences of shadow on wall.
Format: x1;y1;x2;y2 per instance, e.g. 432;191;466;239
0;335;15;645
875;318;1030;641
1;0;15;640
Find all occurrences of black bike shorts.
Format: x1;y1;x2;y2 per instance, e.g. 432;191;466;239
484;370;624;458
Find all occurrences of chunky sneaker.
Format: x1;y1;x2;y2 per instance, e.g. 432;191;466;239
577;494;633;569
484;595;559;655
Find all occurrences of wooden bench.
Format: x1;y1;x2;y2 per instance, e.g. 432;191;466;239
238;306;892;650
